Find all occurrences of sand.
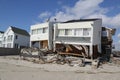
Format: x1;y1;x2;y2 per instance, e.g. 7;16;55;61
0;56;120;80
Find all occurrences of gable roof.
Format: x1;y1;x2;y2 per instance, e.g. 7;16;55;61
62;18;101;23
10;26;30;36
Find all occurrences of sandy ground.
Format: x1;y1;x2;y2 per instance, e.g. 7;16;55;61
0;56;120;80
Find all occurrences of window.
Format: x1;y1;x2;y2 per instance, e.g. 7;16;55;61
43;27;48;33
65;29;72;35
15;35;18;39
7;35;13;41
7;43;12;48
37;28;43;34
15;43;19;48
58;29;65;36
32;29;37;34
83;28;91;36
74;29;83;36
102;31;107;37
3;37;6;42
3;44;5;47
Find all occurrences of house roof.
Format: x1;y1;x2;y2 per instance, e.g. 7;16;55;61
10;26;30;36
0;31;4;33
62;18;101;23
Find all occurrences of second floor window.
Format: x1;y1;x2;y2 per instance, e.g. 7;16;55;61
58;29;65;36
65;29;72;35
7;35;13;41
74;29;83;36
83;28;91;36
32;29;37;34
37;28;43;34
43;27;48;33
32;27;48;35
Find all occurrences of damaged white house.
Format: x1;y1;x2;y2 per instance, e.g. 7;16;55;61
2;26;30;48
54;19;102;58
30;18;115;59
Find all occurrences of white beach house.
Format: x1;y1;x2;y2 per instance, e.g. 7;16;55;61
2;26;30;48
30;22;54;50
54;19;102;58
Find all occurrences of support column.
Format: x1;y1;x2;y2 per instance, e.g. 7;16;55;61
30;41;32;48
90;45;93;60
39;41;41;49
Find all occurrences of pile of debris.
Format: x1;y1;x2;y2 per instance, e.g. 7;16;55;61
20;48;100;68
112;51;120;57
20;48;87;67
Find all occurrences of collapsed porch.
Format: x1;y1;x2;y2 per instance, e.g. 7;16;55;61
55;43;99;59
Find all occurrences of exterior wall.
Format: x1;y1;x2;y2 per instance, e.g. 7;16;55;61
30;23;49;41
48;22;54;50
2;27;14;48
92;20;102;53
54;21;93;45
54;19;102;57
13;33;30;48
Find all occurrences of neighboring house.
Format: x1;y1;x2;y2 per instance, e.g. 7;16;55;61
30;22;54;50
2;26;30;48
0;31;4;47
101;27;116;60
54;19;102;58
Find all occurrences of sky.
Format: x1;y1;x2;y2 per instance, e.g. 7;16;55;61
0;0;120;50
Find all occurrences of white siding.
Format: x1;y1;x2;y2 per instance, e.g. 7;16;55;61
54;22;93;45
92;20;102;53
0;32;4;47
54;19;102;55
30;22;49;42
2;27;14;48
57;21;94;29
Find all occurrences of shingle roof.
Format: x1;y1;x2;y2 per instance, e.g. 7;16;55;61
0;31;4;33
62;18;101;23
10;26;30;36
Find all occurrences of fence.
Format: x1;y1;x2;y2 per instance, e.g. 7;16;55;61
0;47;20;56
